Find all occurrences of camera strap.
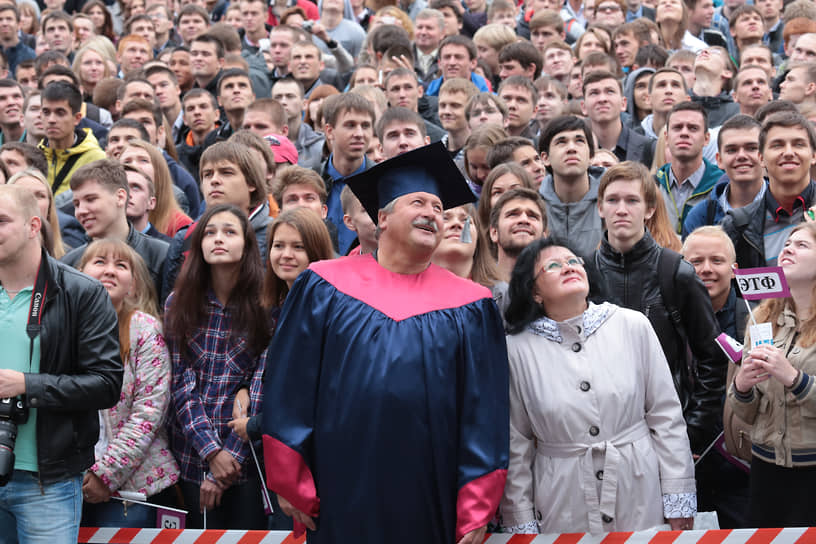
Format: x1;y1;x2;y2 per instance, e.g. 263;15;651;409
25;254;49;371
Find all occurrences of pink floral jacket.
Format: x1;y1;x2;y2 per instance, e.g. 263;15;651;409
91;311;180;497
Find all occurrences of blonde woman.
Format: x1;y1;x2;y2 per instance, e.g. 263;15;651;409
7;168;67;257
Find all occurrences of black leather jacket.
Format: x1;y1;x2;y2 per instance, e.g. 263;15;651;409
21;253;123;483
588;232;727;454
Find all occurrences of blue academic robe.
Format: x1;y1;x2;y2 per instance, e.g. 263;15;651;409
261;254;509;543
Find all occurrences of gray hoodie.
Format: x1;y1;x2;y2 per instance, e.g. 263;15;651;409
538;166;606;259
623;67;655;129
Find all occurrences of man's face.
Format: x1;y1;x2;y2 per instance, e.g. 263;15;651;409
178;14;208;44
689;0;714;29
791;34;816;64
650;72;688;114
716;126;762;185
147;72;181;110
288;44;323;83
121;81;155;104
44;20;71;53
380;120;428;159
16;67;36;92
379;192;444;254
779;66;812;103
568;65;582;98
415;16;443;52
684;234;734;305
512;145;546;187
694;47;728;78
594;0;625;25
170;50;194;89
740;46;775;79
542;128;591;178
201;159;255;209
183;95;219;134
761;125;816;187
130;20;157;49
325;109;373;162
280;183;327;218
499;85;536;131
122;108;160;145
613;31;638;69
581;78;625;123
491;9;516;27
438;90;468;132
438;7;461;36
734;67;772;111
498;59;531;81
542;47;573;79
0;84;24;126
0;194;37;266
268;29;294;69
467;99;504;129
0;149;26;175
106;126;142;158
72;181;127;239
0;9;17;40
191;41;222;80
439;44;475;81
489;197;545;257
731;12;764;42
666;109;709;161
755;0;781;22
240;0;266;33
271;81;303;122
598;178;653;245
148;7;172;34
41;98;80;144
535;85;565;125
242;109;281;137
23;95;43;139
126;171;156;221
668;58;696;89
385;75;422;111
219;76;255;112
531;25;562;53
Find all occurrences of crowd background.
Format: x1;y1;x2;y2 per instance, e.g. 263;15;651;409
2;0;816;536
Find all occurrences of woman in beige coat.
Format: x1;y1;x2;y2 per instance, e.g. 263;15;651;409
500;238;696;534
729;222;816;527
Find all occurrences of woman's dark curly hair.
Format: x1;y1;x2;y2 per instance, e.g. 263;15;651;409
505;237;585;335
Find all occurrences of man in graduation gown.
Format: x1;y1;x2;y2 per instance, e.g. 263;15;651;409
261;142;509;544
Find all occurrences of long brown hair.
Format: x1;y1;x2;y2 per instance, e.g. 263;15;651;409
646;189;682;251
79;239;158;364
82;0;116;41
468;204;502;288
262;208;334;308
165;204;270;356
122;140;188;236
754;222;816;348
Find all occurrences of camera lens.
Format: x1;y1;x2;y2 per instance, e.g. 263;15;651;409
0;419;18;487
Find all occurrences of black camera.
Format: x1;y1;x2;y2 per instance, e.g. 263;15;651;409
0;396;28;487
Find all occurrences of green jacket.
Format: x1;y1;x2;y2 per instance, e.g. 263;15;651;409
656;158;723;234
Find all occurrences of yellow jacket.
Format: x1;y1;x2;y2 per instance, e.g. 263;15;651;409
39;128;107;196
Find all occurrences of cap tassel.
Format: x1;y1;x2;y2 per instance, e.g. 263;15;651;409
460;216;473;243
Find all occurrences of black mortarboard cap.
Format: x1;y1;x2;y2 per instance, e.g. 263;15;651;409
345;142;476;224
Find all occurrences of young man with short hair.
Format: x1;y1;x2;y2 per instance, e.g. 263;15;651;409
538;114;605;259
216;68;255;139
424;35;490;96
271;78;325;171
529;10;566;54
779;63;816;106
147;3;180;52
340;184;377;255
176;4;210;46
691;46;739;129
0;4;34;76
733;64;772;116
533;76;568;131
375;107;430;160
438;77;479;164
124;165;162;240
62;160;170;294
581;70;655;165
656;101;723;234
540;40;574;86
497;40;542;81
319;93;375;254
487;136;546;188
498;76;538;140
739;43;775;80
117;34;153;77
729;5;764;58
38;82;106;197
106;119;149;159
177;89;220;182
612;21;650;73
489;186;547;281
641;68;690;139
682;115;766;236
288;41;326;99
383;68;445;141
42;12;73;58
0;79;25;144
267;25;296;82
145;64;183;141
190;35;225;96
721;111;816;267
590;160;727;459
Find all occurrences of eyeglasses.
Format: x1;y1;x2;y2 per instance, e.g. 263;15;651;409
537;256;585;276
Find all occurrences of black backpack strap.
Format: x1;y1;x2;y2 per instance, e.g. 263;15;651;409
705;198;717;226
658;248;687;343
50;153;83;194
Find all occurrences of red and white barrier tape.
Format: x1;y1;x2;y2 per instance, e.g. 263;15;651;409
78;527;816;544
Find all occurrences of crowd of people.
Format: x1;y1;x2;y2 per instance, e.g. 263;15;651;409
1;0;816;540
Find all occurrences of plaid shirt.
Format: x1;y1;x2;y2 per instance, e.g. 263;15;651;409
166;291;266;484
